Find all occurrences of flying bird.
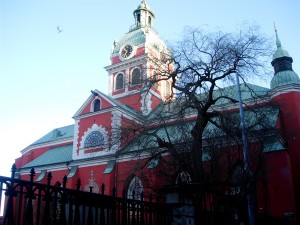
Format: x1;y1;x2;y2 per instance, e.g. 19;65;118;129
57;26;63;33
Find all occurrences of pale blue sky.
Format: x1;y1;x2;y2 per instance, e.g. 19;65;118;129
0;0;299;176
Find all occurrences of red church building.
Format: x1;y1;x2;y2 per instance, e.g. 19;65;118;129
13;0;300;224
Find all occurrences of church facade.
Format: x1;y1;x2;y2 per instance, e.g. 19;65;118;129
14;0;300;223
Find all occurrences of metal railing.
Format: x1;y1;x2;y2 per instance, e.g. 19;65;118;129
0;165;172;225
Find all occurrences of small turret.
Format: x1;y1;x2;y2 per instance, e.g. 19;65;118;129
133;0;155;29
270;27;300;89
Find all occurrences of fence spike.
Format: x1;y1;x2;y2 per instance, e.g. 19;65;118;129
62;175;67;188
76;178;81;191
11;163;16;179
30;168;35;182
47;172;52;185
101;183;105;195
112;186;116;197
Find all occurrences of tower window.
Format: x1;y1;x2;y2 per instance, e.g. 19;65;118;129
148;16;152;27
131;68;141;85
93;99;101;112
84;131;105;148
152;71;158;88
115;73;124;90
137;13;140;25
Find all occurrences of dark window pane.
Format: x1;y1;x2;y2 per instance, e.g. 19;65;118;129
116;73;124;90
84;131;104;148
93;99;100;112
131;68;141;85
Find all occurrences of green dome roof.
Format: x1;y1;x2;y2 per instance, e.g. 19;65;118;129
113;29;146;54
273;47;290;60
270;29;300;89
272;30;290;60
271;70;300;89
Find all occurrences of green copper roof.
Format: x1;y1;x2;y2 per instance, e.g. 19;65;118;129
147;83;270;120
31;124;74;146
113;29;146;54
22;144;73;169
121;106;279;153
271;70;300;89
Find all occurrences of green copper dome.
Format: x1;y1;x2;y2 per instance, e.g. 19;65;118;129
271;29;300;89
112;29;146;54
271;70;300;89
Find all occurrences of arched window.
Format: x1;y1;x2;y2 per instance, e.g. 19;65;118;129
84;131;105;148
131;68;141;85
127;176;143;200
115;73;124;90
148;16;152;27
93;99;100;112
152;71;158;88
137;13;140;25
176;171;192;184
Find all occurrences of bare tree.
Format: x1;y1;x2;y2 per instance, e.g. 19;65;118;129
148;24;273;183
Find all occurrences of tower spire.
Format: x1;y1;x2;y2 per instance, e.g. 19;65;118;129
273;21;282;48
270;23;300;89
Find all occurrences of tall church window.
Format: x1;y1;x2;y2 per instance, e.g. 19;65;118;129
148;16;152;27
116;73;124;90
93;99;101;112
137;13;140;25
84;131;105;148
131;68;141;85
127;176;143;200
152;71;158;88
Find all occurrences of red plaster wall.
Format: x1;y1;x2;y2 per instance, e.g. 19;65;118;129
257;151;295;219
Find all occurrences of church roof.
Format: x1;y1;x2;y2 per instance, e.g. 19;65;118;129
113;28;146;54
121;105;280;154
22;145;73;169
147;83;270;120
31;124;74;146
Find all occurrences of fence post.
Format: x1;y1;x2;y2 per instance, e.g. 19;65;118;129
149;193;153;225
86;187;94;225
73;179;81;225
58;175;67;225
111;187;117;225
24;168;35;225
122;189;127;225
3;164;17;225
140;192;144;225
42;172;52;225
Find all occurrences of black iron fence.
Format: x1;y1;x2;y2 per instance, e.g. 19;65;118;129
0;166;172;225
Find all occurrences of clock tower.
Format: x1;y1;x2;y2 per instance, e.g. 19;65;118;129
105;0;172;115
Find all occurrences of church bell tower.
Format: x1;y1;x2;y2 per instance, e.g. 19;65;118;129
105;0;172;115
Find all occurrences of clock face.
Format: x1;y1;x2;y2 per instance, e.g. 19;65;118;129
121;44;133;59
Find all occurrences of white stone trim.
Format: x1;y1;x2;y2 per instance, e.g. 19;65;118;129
111;111;122;152
90;97;101;112
74;124;109;160
72;120;80;160
141;91;152;115
269;84;300;98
